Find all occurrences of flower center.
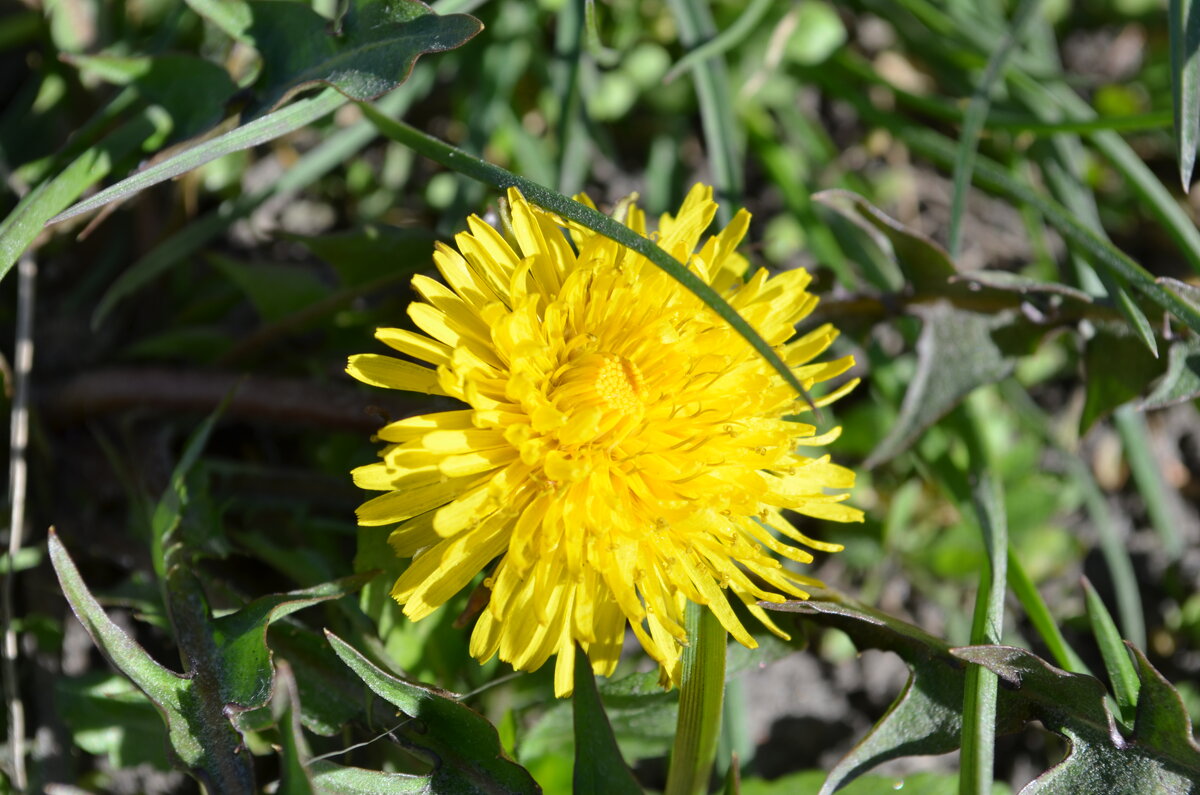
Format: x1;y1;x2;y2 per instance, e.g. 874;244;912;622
594;355;644;414
552;352;645;417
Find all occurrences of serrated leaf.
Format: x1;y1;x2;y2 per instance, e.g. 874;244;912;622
325;631;540;793
865;302;1027;468
572;647;643;795
764;596;1200;794
244;0;482;115
265;621;377;737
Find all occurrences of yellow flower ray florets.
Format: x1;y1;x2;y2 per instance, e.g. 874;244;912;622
348;184;862;697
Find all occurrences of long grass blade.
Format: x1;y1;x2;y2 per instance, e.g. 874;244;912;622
360;106;816;406
1171;0;1200;189
1082;577;1141;727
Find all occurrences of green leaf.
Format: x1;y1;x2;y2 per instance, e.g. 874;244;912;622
1082;578;1141;726
325;630;540;793
812;190;959;294
185;0;254;43
1140;336;1200;410
520;671;678;766
210;254;330;322
308;760;432;793
64;53;238;141
56;673;173;771
244;0;483;115
284;225;438;288
49;529;252;793
1080;324;1167;433
51;527;372;792
1170;0;1200;188
764;595;1200;793
572;647;643;795
865;302;1026;468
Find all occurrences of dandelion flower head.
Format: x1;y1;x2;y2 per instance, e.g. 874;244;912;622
348;184;862;696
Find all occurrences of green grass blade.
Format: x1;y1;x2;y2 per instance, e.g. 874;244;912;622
91;73;431;326
48;88;348;226
1114;405;1185;561
1006;548;1091;675
0;112;157;283
665;0;743;224
1082;577;1141;727
360;106;816;405
663;0;773;85
960;469;1007;795
948;0;1042;257
553;0;588;196
1170;0;1200;188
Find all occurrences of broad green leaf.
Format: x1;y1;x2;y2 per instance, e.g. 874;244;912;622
244;0;483;115
308;760;432;793
1170;0;1200;188
49;529;252;793
764;596;1200;793
520;671;678;766
572;647;643;795
0;112;157;283
1140;337;1200;410
65;53;238;141
1080;324;1166;433
325;630;540;793
739;771;981;795
56;673;173;771
210;254;330;322
1082;578;1141;726
284;225;438;288
51;527;372;792
865;302;1029;468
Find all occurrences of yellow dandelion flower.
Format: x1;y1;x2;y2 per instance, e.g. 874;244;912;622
348;184;862;697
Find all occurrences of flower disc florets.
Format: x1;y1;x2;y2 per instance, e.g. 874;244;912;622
348;184;861;696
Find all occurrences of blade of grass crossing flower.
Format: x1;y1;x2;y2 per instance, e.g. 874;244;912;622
358;106;817;407
960;470;1007;795
571;645;642;795
1082;578;1141;728
92;71;432;326
948;0;1043;257
1006;548;1090;676
1114;405;1186;561
48;89;348;226
1170;0;1200;188
665;0;742;225
665;602;726;795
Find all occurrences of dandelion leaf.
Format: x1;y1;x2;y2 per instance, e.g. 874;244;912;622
765;597;1200;794
245;0;483;115
326;630;541;794
572;647;644;795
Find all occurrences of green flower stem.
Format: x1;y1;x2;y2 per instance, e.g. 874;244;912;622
665;601;726;795
359;105;815;408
